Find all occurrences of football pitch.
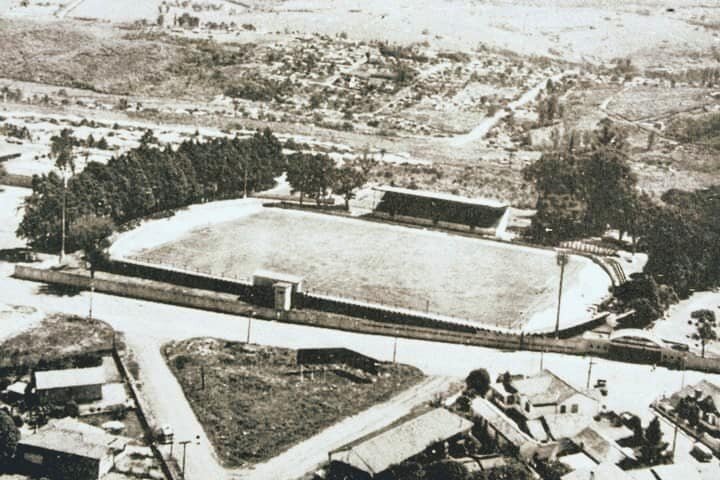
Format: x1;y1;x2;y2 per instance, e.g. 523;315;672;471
130;207;610;330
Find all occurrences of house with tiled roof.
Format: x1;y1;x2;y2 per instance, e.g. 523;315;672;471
16;418;130;480
328;408;473;478
490;369;600;422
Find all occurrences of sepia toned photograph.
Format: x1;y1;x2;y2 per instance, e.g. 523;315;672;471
0;1;719;479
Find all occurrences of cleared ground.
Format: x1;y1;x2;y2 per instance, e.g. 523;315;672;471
128;203;610;330
164;338;424;467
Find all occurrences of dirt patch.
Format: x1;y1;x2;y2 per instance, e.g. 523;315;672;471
164;338;424;467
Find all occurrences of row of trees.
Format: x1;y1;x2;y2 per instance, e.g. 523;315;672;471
642;186;720;297
18;128;285;252
286;152;369;209
525;118;720;303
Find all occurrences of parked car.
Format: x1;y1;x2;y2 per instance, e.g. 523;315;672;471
157;425;174;444
690;443;713;462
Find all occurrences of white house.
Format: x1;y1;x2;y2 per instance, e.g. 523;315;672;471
490;369;600;421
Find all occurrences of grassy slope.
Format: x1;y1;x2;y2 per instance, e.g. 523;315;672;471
164;338;424;467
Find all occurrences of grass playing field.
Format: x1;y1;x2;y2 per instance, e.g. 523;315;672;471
130;207;610;330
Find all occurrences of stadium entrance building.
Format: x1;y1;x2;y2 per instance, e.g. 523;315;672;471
371;186;511;239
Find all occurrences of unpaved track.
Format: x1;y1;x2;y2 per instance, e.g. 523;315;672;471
451;70;574;146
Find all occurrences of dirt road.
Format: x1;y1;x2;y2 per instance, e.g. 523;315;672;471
451;70;574;146
1;188;718;479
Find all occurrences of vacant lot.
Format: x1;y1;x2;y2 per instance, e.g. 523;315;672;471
130;206;609;330
164;338;424;467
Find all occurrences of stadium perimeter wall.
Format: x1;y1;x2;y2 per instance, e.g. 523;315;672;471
13;265;720;373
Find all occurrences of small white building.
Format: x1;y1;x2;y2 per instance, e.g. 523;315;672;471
490;369;600;421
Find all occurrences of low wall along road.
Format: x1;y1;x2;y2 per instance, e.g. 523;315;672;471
13;264;720;374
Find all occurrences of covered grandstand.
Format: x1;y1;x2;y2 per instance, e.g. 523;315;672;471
371;186;511;238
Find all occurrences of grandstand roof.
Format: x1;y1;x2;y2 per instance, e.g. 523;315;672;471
373;186;508;209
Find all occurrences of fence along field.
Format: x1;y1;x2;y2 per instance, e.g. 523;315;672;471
127;205;611;331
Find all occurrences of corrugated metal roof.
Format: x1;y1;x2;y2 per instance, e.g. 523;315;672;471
34;366;106;391
373;185;508;209
330;408;472;475
19;418;129;460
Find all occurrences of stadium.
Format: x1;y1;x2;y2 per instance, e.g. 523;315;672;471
109;188;612;334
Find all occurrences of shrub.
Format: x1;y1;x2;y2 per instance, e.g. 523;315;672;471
466;368;491;396
173;355;192;371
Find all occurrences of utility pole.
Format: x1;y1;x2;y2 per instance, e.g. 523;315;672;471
246;316;252;344
392;331;398;364
179;440;191;479
60;173;67;263
672;358;686;461
586;357;596;390
555;252;569;339
243;166;248;198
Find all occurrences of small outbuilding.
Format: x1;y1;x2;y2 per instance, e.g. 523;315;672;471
34;366;105;404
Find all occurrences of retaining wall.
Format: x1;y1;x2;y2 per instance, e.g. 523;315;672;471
14;265;720;373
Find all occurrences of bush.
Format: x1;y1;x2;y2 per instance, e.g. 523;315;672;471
426;460;468;480
466;368;491;396
173;355;192;371
65;400;79;417
0;410;19;467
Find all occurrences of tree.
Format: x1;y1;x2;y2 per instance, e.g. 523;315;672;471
641;416;665;465
466;368;491;396
286;153;336;206
697;321;717;358
533;460;570;480
139;129;158;146
69;214;114;273
50;128;77;174
472;459;531;480
0;410;19;468
334;165;366;210
426;460;468;480
19;130;285;251
388;460;425;480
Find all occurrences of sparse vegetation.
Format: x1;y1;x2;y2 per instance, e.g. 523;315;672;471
164;339;424;466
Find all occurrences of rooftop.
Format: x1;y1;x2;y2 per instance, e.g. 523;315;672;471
668;379;720;411
506;369;590;406
34;366;106;391
19;418;130;460
330;408;473;475
373;185;508;209
571;426;634;466
562;462;631;480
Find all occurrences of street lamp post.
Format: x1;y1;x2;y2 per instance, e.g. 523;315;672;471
555;252;569;339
